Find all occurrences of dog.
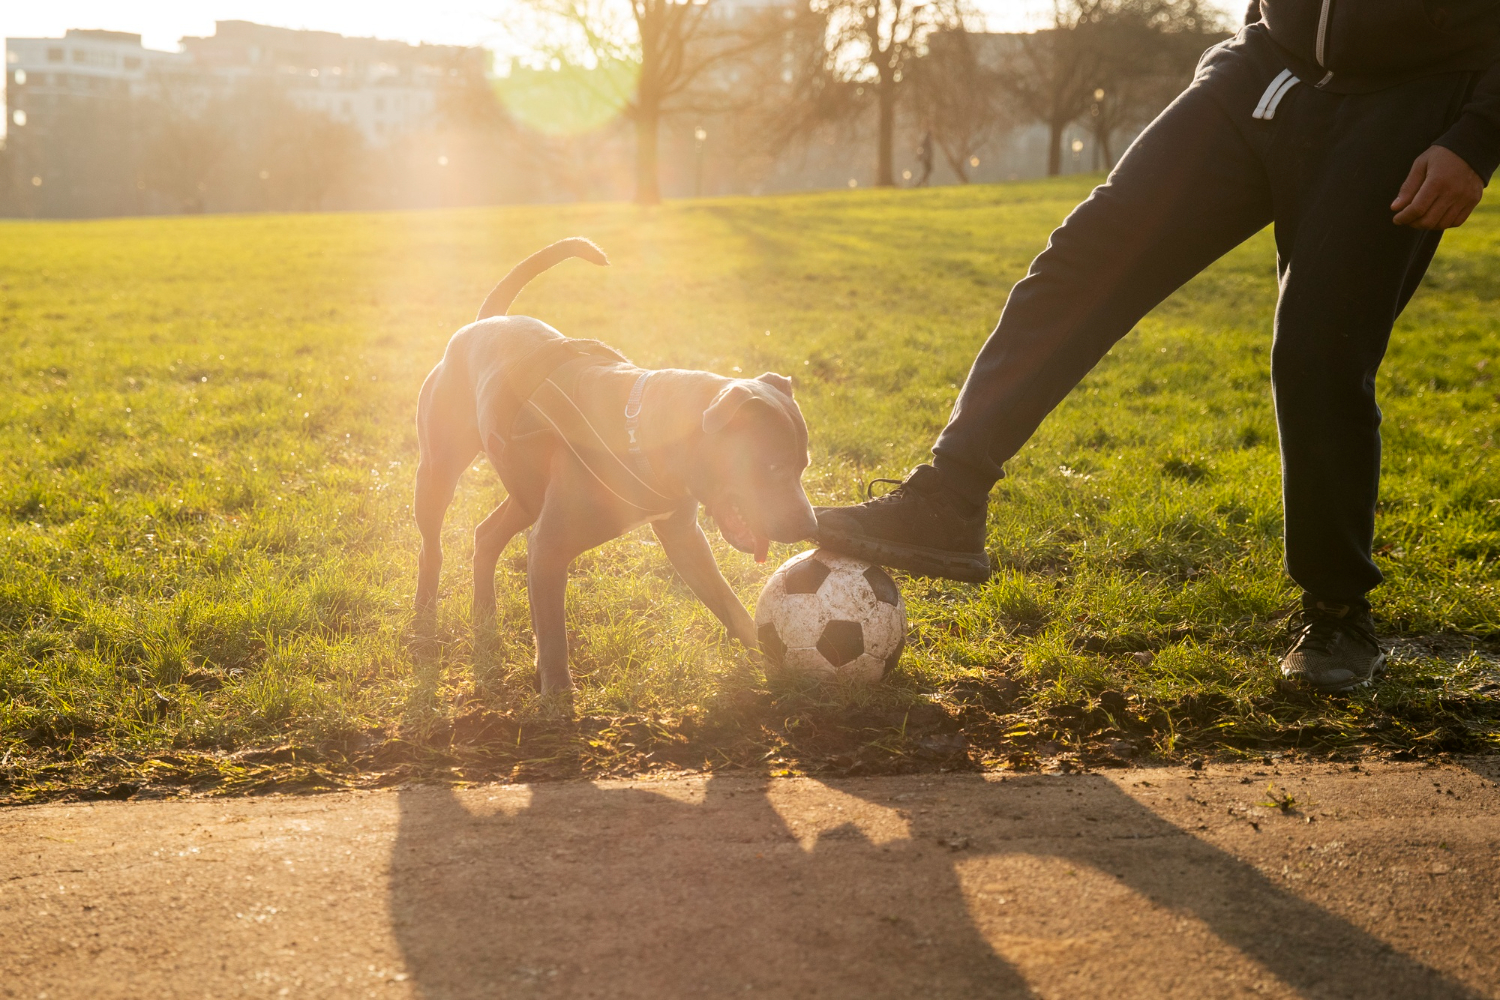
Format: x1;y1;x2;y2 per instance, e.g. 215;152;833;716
413;238;818;693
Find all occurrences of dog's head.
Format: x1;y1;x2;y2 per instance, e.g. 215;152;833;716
694;372;817;562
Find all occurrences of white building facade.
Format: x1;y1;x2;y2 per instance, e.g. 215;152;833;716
3;22;482;216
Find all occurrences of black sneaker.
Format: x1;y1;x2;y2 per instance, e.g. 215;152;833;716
814;465;991;582
1280;599;1387;693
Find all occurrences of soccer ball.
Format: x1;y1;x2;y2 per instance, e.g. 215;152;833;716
754;549;907;683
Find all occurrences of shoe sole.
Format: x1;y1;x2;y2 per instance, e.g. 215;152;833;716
1283;651;1388;694
815;525;992;583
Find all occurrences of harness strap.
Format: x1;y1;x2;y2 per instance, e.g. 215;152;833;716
535;375;678;506
489;335;683;514
526;393;670;514
623;371;657;485
493;336;629;443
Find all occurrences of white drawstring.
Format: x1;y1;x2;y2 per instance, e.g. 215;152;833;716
1253;70;1300;121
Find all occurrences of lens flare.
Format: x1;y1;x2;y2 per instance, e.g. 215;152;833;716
495;60;638;137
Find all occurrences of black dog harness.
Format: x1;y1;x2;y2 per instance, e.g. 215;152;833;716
487;336;684;515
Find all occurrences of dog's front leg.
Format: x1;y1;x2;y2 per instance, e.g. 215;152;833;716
652;504;758;647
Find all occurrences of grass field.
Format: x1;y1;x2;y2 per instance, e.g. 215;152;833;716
3;178;1498;802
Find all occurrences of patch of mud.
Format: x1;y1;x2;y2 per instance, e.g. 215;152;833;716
1385;633;1500;667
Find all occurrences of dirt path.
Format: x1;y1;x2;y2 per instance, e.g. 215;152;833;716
3;759;1498;999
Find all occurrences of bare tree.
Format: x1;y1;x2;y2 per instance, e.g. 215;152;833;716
818;0;966;187
997;0;1226;176
910;28;1003;183
724;2;853;157
994;1;1108;177
1081;0;1226;167
520;0;775;204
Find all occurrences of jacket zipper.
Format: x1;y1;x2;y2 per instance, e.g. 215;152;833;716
1314;0;1335;85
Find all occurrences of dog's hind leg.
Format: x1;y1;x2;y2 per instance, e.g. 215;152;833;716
525;514;591;696
525;468;632;695
472;497;535;627
414;456;468;630
414;364;480;630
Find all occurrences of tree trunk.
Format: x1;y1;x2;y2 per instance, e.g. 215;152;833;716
634;104;661;206
1047;118;1064;176
1090;120;1114;171
941;147;969;183
876;81;896;187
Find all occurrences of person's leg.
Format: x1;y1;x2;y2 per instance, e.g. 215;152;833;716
931;62;1275;500
1266;73;1466;691
818;37;1278;579
1267;74;1461;610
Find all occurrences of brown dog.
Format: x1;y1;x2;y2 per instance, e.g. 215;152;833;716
414;238;817;693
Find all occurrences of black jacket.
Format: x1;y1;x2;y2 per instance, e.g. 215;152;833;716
1251;0;1500;178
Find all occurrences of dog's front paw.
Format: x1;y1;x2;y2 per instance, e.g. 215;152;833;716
537;665;575;696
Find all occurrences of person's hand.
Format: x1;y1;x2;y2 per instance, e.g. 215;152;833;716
1391;145;1485;230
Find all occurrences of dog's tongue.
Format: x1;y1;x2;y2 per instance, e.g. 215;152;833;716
754;534;770;564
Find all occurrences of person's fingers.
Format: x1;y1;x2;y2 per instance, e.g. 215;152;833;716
1392;146;1484;228
1422;193;1456;229
1452;187;1484;227
1441;200;1474;230
1394;177;1444;226
1399;192;1438;229
1422;195;1459;230
1391;156;1429;211
1429;205;1458;231
1393;183;1437;224
1438;194;1473;229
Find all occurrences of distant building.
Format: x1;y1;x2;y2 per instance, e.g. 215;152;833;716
4;30;190;215
3;22;485;217
177;21;483;148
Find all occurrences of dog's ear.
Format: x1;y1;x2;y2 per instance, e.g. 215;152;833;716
755;372;794;399
702;381;761;434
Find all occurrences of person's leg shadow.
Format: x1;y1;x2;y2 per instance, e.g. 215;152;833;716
389;775;1037;999
863;774;1484;1000
388;774;1483;999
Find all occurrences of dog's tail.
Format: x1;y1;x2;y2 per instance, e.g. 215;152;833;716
475;237;610;322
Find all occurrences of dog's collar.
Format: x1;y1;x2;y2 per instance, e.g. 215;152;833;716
623;371;658;486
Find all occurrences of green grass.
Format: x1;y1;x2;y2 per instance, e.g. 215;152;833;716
2;178;1498;801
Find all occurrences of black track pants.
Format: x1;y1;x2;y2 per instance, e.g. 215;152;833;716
932;25;1472;605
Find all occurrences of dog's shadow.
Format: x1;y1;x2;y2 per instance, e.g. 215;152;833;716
387;774;1479;999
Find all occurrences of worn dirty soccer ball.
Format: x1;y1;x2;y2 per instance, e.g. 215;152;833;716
754;549;907;683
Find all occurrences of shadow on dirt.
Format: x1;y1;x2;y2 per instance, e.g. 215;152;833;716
387;774;1481;999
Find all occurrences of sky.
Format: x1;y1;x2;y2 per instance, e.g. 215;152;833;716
2;1;1239;136
2;1;1099;56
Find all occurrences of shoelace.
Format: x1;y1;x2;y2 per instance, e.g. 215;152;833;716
1292;608;1378;654
865;477;905;501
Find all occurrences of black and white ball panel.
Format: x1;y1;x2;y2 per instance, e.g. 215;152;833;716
754;548;908;683
862;565;901;606
815;619;865;667
783;557;831;595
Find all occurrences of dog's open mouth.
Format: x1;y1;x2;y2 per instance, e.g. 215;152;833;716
712;498;769;563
